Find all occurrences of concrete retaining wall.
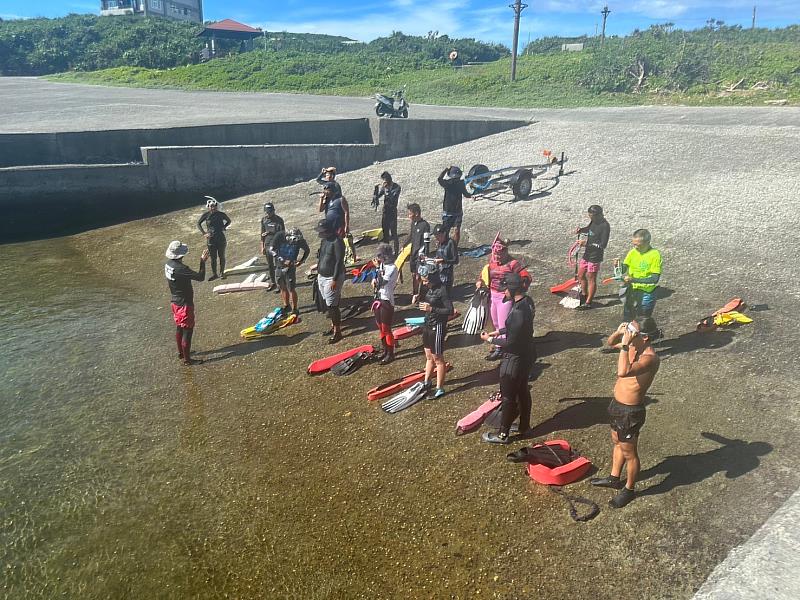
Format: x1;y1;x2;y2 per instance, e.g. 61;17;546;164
0;119;373;167
0;118;528;241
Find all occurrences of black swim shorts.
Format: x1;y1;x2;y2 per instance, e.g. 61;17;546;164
276;265;297;290
422;323;446;356
608;399;646;442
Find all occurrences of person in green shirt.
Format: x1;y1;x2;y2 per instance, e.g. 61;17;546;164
617;229;662;324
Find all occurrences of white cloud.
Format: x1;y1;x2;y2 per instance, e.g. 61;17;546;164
0;13;28;20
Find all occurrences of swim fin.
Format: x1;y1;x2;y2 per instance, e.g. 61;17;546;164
381;381;429;414
462;288;488;335
330;351;373;376
254;306;285;332
341;299;371;321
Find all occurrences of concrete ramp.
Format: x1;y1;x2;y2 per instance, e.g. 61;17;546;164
0;117;528;241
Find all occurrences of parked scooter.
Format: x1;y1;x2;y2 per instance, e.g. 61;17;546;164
375;87;409;118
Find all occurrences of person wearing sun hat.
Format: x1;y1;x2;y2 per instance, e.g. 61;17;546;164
164;241;209;366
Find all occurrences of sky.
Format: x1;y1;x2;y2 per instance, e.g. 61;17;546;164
1;1;797;47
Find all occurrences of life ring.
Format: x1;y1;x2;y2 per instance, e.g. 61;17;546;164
449;50;458;61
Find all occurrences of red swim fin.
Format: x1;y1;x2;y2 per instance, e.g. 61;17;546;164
550;278;578;294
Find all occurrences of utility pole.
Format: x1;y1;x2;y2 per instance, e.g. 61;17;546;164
600;5;611;45
510;0;528;82
751;5;757;29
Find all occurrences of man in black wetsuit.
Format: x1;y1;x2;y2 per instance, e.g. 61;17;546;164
480;272;536;444
164;241;209;366
259;202;285;292
406;203;430;297
575;204;611;308
432;224;458;293
372;171;401;256
269;227;310;319
197;197;231;281
437;165;472;246
315;219;347;344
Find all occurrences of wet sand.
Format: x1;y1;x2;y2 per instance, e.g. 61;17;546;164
2;111;799;599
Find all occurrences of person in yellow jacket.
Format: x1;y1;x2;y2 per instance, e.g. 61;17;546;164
618;229;662;324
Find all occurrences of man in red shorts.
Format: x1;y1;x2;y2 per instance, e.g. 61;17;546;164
164;241;209;365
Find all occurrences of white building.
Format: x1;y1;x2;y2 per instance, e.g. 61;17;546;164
100;1;204;24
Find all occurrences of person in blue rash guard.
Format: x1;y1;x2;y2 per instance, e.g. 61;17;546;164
269;227;310;319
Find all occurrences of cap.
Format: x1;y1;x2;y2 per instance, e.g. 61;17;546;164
432;224;447;236
322;181;338;192
498;272;523;292
263;202;275;213
165;240;189;259
443;166;462;180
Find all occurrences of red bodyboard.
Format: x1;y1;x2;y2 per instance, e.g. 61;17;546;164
366;363;453;401
307;344;375;375
550;278;578;294
526;440;591;486
455;393;502;435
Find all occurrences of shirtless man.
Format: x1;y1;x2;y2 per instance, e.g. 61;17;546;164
591;318;661;508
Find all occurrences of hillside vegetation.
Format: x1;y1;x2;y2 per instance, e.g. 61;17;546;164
2;14;797;107
0;14;506;75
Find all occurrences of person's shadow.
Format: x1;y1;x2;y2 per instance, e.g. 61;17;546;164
195;331;313;363
653;330;736;358
638;432;772;497
447;367;500;395
530;396;659;438
534;330;606;358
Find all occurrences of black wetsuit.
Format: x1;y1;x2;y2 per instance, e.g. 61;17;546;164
494;296;536;435
260;214;285;284
408;218;430;275
435;237;458;290
437;170;472;235
376;182;401;254
422;284;454;356
270;231;310;291
578;218;611;264
197;210;231;276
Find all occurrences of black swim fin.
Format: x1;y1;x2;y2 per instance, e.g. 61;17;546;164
330;351;372;376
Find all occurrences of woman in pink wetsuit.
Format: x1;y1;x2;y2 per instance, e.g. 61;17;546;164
476;238;531;361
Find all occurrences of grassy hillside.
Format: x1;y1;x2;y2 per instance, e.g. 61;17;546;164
0;15;506;75
51;25;800;107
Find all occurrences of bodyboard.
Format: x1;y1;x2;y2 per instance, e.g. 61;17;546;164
367;364;453;401
395;243;413;270
226;256;269;276
455;392;502;435
307;344;375;375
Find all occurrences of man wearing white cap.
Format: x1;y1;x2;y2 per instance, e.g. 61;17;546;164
164;241;209;365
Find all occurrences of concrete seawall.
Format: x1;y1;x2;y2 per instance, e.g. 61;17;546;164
0;117;528;241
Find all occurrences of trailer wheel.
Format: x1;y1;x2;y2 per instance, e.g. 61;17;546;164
512;170;533;200
467;164;490;192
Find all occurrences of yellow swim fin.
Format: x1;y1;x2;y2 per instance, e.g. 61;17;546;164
714;311;753;326
361;228;384;241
